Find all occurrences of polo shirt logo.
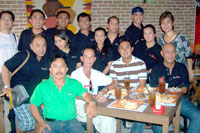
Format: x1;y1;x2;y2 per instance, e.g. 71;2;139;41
172;76;180;79
149;54;157;59
71;56;77;58
41;67;48;71
90;39;94;41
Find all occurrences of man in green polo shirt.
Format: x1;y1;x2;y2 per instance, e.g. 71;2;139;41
30;54;96;133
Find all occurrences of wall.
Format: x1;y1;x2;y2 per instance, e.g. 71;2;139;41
0;0;196;43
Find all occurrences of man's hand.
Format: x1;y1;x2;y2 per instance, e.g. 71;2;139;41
38;121;51;133
87;101;96;119
96;93;107;103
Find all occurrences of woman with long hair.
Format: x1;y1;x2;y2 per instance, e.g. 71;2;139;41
92;27;114;75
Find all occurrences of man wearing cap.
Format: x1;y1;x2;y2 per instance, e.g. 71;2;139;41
125;6;144;46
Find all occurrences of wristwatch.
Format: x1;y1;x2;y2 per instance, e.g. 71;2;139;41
4;85;10;89
90;99;97;104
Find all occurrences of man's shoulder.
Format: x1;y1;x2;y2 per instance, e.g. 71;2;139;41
45;27;56;34
175;62;187;69
21;28;32;34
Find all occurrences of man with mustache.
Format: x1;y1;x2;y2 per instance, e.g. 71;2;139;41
30;54;96;132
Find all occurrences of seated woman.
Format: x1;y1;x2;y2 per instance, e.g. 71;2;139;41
92;27;114;75
133;24;163;72
53;29;81;75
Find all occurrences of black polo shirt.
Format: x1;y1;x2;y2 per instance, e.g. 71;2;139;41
70;30;94;54
133;41;163;70
150;62;189;88
106;33;121;60
4;50;50;102
93;47;114;73
124;23;144;46
18;28;53;56
53;48;80;75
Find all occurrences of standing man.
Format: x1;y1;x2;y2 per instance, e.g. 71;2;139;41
107;16;121;60
71;47;117;133
110;38;147;88
124;6;144;46
71;13;94;54
149;43;200;133
30;54;96;133
0;10;18;133
2;34;50;132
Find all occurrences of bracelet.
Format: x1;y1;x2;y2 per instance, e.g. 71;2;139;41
4;85;10;89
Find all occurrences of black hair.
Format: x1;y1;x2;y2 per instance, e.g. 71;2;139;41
118;37;132;47
50;54;68;66
31;33;47;44
107;16;119;24
54;29;71;48
0;11;15;21
143;24;157;42
30;9;45;19
94;27;109;56
56;10;70;19
77;12;91;22
82;46;95;56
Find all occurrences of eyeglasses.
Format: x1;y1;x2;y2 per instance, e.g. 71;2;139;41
89;80;92;91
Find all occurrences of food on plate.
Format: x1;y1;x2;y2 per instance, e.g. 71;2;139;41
111;99;144;110
167;87;182;95
129;92;147;100
134;86;158;93
156;94;177;104
106;88;128;97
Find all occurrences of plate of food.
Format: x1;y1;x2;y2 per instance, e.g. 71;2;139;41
108;99;146;111
166;87;182;95
104;88;129;99
156;94;177;106
129;92;148;101
133;86;158;94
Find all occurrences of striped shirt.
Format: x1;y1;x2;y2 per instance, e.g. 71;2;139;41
110;56;147;88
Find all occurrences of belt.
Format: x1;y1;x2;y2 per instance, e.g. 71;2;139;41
45;118;56;122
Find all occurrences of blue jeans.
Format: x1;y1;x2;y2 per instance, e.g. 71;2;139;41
133;96;200;133
45;118;85;133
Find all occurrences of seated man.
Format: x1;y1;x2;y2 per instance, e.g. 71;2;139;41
30;54;96;133
109;38;147;132
71;47;117;133
149;43;200;133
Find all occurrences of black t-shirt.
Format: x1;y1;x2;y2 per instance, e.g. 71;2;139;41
4;50;50;102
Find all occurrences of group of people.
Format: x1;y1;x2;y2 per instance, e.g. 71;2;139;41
0;5;200;133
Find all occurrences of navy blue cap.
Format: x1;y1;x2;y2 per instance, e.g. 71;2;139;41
132;6;144;15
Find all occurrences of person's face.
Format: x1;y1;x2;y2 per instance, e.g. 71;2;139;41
78;16;91;30
161;44;176;64
107;18;119;33
54;36;68;50
0;13;14;30
118;41;133;59
57;13;70;29
143;27;156;43
95;30;106;45
81;49;96;69
160;17;174;33
131;12;144;26
50;58;68;80
30;12;45;30
30;37;46;60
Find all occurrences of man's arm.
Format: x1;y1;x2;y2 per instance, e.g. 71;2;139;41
187;58;194;82
81;92;96;119
2;65;11;95
30;104;51;132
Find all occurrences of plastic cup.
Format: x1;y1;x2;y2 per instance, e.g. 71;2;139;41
148;90;156;107
124;77;130;90
115;86;122;99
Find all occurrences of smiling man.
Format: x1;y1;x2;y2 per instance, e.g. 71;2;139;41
125;6;144;46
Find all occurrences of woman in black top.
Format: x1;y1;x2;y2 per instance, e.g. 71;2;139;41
53;29;81;75
133;24;163;72
92;27;114;75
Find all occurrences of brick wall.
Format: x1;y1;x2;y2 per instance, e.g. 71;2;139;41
0;0;196;43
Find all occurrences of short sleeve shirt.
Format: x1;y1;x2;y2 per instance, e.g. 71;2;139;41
30;76;86;120
158;33;192;66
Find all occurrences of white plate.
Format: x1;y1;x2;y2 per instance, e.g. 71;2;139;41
129;92;148;101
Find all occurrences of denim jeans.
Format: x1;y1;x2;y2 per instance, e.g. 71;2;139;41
45;118;85;133
138;96;200;133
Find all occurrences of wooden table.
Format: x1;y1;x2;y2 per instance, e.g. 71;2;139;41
0;97;5;132
85;93;182;133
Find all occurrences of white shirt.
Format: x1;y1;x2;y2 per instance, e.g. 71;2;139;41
0;32;18;72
